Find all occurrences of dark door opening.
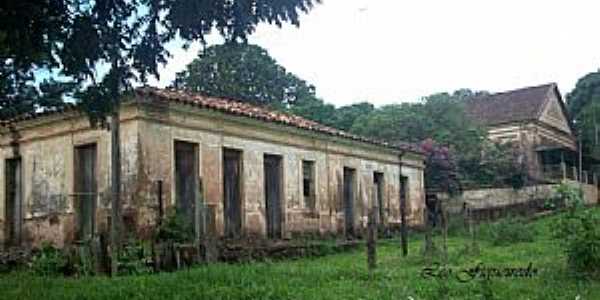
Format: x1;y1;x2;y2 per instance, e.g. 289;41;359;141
5;158;22;246
223;148;242;238
400;175;409;226
75;144;97;241
374;172;385;225
175;141;199;231
264;154;283;239
343;167;355;238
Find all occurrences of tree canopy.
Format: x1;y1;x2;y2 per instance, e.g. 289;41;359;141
174;43;317;108
0;0;321;120
567;70;600;160
349;90;525;190
1;0;320;275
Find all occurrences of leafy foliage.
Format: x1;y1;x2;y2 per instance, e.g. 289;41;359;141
155;211;194;243
420;138;461;194
0;0;73;119
480;217;537;246
552;183;600;277
30;242;69;276
174;43;318;108
350;89;524;189
288;97;337;125
117;241;153;276
567;70;600;118
326;102;374;131
567;70;600;161
1;0;320;121
6;209;600;299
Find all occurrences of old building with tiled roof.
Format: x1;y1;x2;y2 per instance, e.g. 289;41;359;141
466;83;582;183
0;88;425;248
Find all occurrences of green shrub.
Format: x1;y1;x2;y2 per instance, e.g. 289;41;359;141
31;242;69;276
552;184;600;277
155;210;194;243
72;244;96;277
555;182;584;211
117;240;153;276
481;217;537;246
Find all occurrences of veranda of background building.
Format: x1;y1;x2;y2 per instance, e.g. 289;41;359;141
0;88;425;249
452;83;599;213
466;83;598;186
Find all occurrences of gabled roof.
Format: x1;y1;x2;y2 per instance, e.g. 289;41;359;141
136;87;422;154
466;83;560;126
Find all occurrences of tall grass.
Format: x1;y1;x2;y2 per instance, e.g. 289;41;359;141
1;208;599;299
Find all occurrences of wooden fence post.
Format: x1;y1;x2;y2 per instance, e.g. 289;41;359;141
367;206;377;273
423;205;433;263
468;205;479;255
440;203;448;265
400;176;408;257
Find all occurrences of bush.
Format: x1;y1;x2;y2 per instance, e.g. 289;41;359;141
481;217;537;246
155;211;194;243
30;242;69;276
555;182;584;211
553;183;600;277
118;240;153;276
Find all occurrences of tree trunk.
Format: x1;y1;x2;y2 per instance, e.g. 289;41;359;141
110;110;121;276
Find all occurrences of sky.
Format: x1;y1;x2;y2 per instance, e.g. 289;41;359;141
149;0;600;107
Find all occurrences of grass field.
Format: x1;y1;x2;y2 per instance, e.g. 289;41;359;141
1;208;599;299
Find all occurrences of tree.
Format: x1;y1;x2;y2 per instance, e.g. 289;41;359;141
328;102;374;131
567;70;600;117
350;90;488;167
2;0;320;275
288;97;337;125
174;43;317;108
420;138;461;195
0;0;72;119
567;71;600;160
349;89;523;188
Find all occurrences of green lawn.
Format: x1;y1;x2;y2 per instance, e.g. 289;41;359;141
2;209;600;300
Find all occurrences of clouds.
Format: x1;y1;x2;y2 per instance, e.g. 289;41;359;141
152;0;600;106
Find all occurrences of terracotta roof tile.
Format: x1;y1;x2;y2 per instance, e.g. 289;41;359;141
0;104;77;127
136;87;422;154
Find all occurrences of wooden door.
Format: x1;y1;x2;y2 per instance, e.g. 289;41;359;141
264;154;283;239
223;149;242;238
343;167;355;238
374;172;385;225
175;141;198;230
75;144;97;240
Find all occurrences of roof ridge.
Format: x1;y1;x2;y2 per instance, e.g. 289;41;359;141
489;82;556;97
136;87;423;154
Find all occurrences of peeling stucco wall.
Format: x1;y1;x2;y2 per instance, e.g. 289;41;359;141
137;101;426;238
0;106;140;248
0;100;426;248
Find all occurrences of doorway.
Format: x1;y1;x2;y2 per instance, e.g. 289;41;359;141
343;167;356;237
174;141;199;230
5;158;22;246
223;148;243;238
74;144;97;240
264;154;283;239
374;172;385;225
